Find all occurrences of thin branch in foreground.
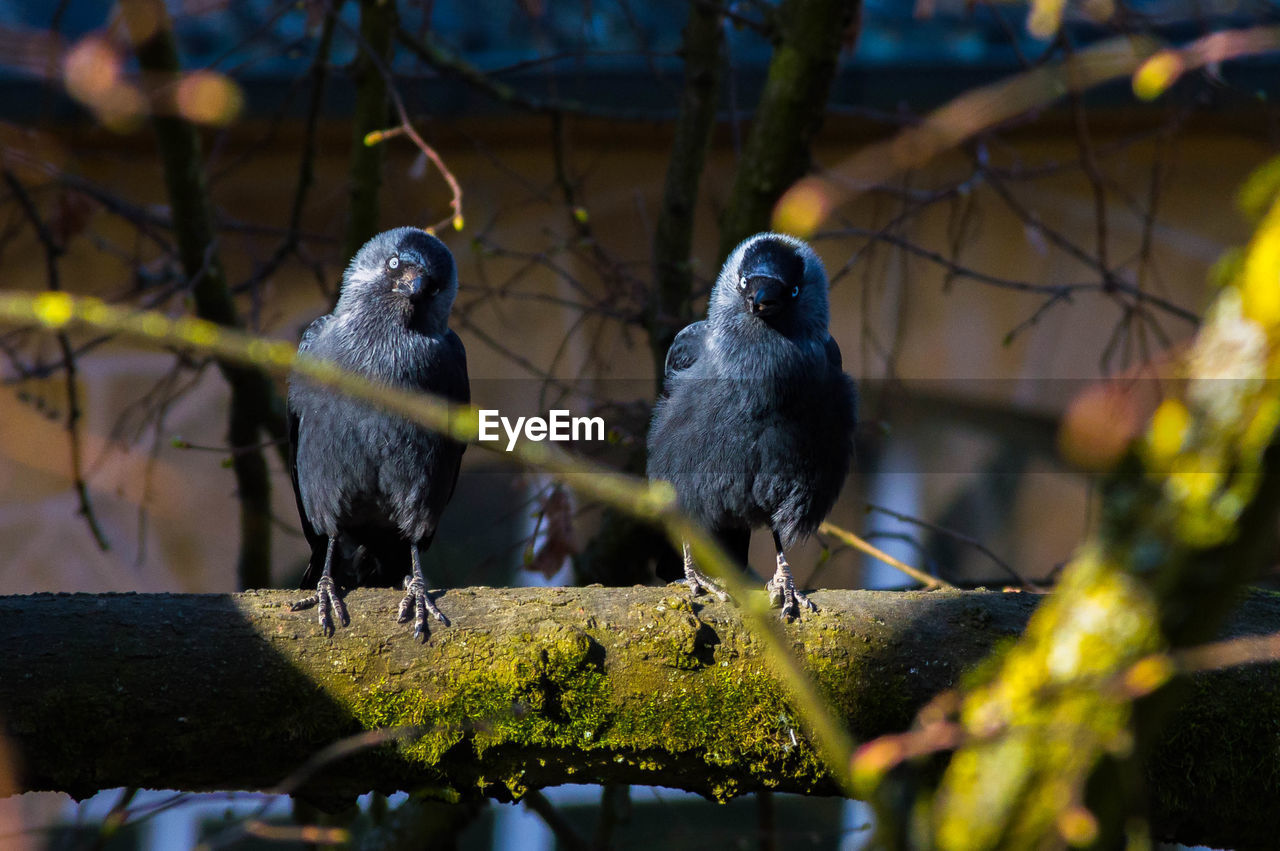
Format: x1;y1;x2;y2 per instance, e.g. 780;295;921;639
856;625;1280;792
1175;629;1280;674
774;36;1160;236
863;503;1034;589
818;521;954;590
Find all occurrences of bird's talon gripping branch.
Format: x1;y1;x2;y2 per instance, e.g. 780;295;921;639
768;553;818;621
396;577;425;641
319;575;349;636
680;541;731;601
767;577;817;621
328;578;352;631
398;575;449;641
686;571;730;601
397;546;450;641
291;540;349;636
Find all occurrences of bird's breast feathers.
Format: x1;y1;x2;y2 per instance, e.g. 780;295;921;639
704;321;829;382
319;312;453;385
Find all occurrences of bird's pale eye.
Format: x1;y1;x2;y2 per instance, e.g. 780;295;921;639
738;275;747;291
387;255;400;270
791;285;800;298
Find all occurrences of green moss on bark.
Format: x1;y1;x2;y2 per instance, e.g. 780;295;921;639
5;585;1279;848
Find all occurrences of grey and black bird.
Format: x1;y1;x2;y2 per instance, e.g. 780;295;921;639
646;232;857;619
288;227;469;640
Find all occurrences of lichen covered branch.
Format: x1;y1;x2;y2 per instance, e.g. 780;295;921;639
0;584;1276;848
881;161;1280;850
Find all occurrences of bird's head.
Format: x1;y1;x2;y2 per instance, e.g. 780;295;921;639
710;233;830;338
335;227;458;333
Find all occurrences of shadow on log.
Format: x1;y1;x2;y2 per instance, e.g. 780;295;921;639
1;586;1276;846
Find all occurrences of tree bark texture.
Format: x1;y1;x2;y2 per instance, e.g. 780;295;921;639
1;586;1277;847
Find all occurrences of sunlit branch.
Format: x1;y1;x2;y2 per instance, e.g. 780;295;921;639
0;290;859;795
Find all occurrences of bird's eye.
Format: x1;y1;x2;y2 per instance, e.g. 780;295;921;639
738;275;748;291
387;255;400;270
791;285;800;298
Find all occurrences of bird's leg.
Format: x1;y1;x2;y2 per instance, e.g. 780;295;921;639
397;543;450;641
680;540;730;601
290;536;350;636
766;531;817;621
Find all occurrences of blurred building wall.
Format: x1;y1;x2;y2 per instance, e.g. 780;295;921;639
0;114;1261;593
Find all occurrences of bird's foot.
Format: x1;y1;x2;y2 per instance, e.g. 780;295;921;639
290;574;350;637
766;568;818;621
397;575;450;641
682;567;730;602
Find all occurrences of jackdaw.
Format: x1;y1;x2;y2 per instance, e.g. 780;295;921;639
646;232;857;619
288;226;469;640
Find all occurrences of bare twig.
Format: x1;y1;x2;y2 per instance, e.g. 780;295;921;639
2;169;109;550
819;520;955;590
239;2;337;299
863;503;1034;589
395;25;674;121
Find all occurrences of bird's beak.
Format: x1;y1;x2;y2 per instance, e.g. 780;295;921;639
393;273;424;300
748;277;785;317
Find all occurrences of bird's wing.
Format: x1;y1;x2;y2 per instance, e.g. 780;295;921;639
824;334;843;372
437;329;470;503
292;315;332;586
663;321;709;388
825;333;859;431
440;329;471;406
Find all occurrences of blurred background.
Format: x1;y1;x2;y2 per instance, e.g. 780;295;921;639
0;0;1275;847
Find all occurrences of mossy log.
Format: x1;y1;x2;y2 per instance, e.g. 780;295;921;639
2;586;1276;842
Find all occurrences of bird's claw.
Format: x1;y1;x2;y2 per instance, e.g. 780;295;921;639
398;575;449;642
291;575;349;636
767;574;818;621
682;568;730;602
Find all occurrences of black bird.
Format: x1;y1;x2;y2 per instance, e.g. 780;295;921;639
647;233;857;619
288;227;469;640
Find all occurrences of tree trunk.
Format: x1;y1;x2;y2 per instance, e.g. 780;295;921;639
718;0;861;259
342;0;398;263
1;585;1276;847
124;0;286;590
649;0;726;382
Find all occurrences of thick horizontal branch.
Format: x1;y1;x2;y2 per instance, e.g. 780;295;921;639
2;587;1277;843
